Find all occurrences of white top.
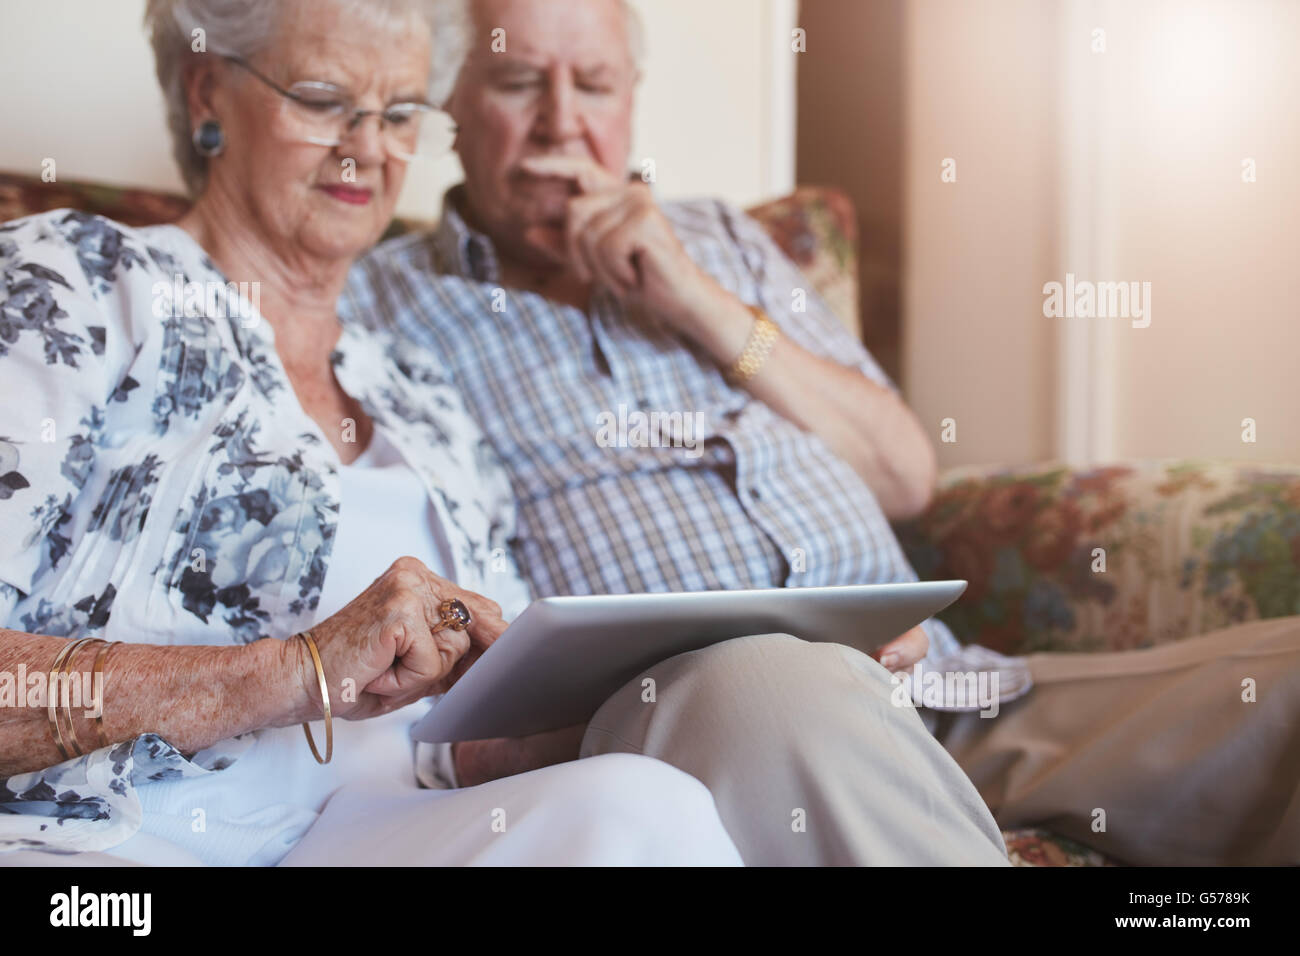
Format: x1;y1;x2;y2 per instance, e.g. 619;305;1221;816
0;213;535;859
314;428;456;621
110;432;465;865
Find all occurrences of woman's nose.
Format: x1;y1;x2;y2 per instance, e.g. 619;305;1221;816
338;113;390;165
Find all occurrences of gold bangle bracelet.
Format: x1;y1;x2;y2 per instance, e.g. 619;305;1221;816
298;630;333;764
91;640;118;749
726;307;780;384
61;637;105;758
47;637;101;761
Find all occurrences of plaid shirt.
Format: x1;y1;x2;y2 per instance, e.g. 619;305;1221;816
342;190;961;658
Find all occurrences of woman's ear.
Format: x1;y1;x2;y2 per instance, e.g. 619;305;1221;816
181;54;225;127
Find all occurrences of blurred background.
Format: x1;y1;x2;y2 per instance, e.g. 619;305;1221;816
1;0;1295;469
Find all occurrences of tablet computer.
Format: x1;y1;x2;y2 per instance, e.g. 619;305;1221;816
410;580;967;743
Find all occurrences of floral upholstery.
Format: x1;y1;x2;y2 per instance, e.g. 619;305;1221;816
0;171;428;239
746;186;860;336
9;170;1279;867
0;172;190;228
1001;828;1117;867
896;459;1300;655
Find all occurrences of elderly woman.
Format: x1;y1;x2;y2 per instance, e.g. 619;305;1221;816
0;0;744;865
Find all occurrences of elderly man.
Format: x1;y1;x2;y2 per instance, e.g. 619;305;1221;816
343;0;1300;866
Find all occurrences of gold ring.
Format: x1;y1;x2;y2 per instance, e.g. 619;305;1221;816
437;598;473;631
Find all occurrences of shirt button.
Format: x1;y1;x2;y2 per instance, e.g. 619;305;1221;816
750;487;762;501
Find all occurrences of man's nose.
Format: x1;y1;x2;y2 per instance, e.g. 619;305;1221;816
535;75;584;143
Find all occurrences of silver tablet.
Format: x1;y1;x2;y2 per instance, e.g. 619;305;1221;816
410;580;967;743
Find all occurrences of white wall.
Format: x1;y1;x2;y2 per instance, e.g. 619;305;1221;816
0;0;795;220
904;0;1059;468
904;0;1300;468
1090;0;1300;465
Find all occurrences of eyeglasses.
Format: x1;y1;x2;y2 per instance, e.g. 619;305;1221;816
224;56;456;162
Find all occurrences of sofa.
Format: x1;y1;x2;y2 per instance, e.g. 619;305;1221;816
4;169;1297;867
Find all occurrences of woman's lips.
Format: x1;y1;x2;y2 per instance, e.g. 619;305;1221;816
317;184;373;205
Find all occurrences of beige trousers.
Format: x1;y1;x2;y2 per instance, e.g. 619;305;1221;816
932;616;1300;866
581;633;1012;866
582;616;1300;866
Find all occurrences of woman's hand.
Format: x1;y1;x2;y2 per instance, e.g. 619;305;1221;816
281;556;508;724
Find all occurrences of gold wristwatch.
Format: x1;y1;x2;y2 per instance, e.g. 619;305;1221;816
726;306;780;384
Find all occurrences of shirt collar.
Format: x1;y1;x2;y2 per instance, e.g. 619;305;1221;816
432;186;501;284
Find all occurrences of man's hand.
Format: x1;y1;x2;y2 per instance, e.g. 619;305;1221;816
518;155;750;358
452;722;588;788
514;156;936;520
871;625;929;673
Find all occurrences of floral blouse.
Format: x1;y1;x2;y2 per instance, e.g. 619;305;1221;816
0;210;532;854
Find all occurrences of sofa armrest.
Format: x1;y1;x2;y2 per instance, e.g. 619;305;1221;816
895;459;1300;655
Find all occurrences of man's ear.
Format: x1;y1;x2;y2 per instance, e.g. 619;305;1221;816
442;80;469;155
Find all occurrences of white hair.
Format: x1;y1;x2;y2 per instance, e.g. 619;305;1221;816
621;0;646;73
430;0;645;83
144;0;470;194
